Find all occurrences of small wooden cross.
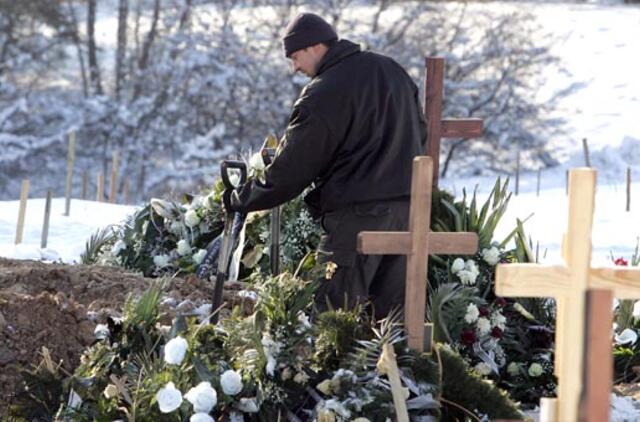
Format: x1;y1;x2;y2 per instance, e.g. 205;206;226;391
357;156;479;352
495;168;640;422
424;57;483;187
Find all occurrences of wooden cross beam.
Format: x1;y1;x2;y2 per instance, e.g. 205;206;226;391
495;168;640;422
357;157;478;352
424;57;483;187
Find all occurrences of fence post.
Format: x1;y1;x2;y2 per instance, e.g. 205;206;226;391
123;178;130;205
110;151;119;204
81;170;89;200
582;138;591;167
97;173;105;202
15;179;30;245
64;132;76;216
41;190;52;249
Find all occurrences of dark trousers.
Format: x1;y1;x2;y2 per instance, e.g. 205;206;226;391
314;200;409;320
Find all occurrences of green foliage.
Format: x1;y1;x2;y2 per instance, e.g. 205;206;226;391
428;283;480;344
80;225;116;265
313;306;367;370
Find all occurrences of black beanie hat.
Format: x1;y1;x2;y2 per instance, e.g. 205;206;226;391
282;13;338;57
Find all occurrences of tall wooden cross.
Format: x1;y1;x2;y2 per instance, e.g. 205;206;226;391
495;168;640;421
424;57;483;187
357;156;479;352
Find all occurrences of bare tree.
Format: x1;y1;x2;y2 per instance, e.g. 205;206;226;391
87;0;103;95
115;0;128;100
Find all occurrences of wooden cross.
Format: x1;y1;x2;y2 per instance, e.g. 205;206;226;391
495;168;640;422
424;57;483;187
357;156;478;352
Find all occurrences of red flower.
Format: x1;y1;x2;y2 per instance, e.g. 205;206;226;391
461;329;477;345
495;297;507;308
615;257;629;266
479;306;490;317
491;327;504;339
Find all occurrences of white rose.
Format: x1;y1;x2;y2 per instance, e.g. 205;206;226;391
528;363;544;377
111;240;126;255
507;362;520;377
177;239;192;256
103;384;118;399
220;370;243;396
615;328;638;346
156;382;183;413
464;304;479;324
474;362;492;376
481;246;501;266
190;413;214;422
451;258;465;273
185;382;218;413
164;336;188;365
154;254;171;268
169;220;183;235
237;397;259;413
458;270;478;285
491;311;507;330
476;317;491;336
293;371;310;385
193;249;207;265
185;210;201;228
249;152;265;171
465;259;479;276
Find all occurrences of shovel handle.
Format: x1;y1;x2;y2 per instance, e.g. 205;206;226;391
221;160;247;189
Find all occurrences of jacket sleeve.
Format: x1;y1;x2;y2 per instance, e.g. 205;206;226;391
230;101;338;213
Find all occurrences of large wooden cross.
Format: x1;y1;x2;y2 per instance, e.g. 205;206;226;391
357;156;479;352
495;168;640;421
424;57;483;187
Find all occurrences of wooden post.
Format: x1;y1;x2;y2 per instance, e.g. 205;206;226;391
123;178;130;205
15;179;30;245
358;157;479;351
515;150;520;196
537;168;541;197
81;171;89;200
96;173;105;202
109;151;119;204
578;289;612;422
41;190;52;249
626;167;631;212
540;398;558;422
424;57;483;186
64;132;76;216
582;138;591;167
565;169;569;196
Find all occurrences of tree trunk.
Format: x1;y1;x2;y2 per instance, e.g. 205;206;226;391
115;0;128;100
66;0;88;97
132;0;160;101
87;0;103;95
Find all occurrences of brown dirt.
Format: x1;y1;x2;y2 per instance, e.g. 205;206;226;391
0;258;255;416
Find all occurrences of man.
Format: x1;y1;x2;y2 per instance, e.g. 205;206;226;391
226;13;426;319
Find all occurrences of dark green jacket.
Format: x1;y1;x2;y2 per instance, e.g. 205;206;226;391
232;39;425;217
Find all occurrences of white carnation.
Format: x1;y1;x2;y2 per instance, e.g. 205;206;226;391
237;397;259;413
111;240;126;255
261;334;281;377
507;362;520;377
458;270;478;285
465;259;479;276
154;254;171;268
185;210;201;228
169;220;183;235
481;246;501;266
491;311;507;330
177;239;192;256
476;317;491;336
451;258;465;273
190;414;214;422
249;152;265;171
220;370;243;396
156;382;183;413
615;328;638;346
464;304;479;324
164;336;188;365
185;382;218;413
192;249;207;265
528;363;544;377
474;362;492;376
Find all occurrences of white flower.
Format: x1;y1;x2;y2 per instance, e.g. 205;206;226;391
464;304;479;323
94;324;109;340
185;382;217;413
615;328;638;346
164;336;188;365
237;397;259;413
476;317;491;336
528;363;544;377
507;362;520;377
481;246;501;266
169;220;183;235
220;370;243;396
322;399;351;418
154;254;171;268
190;413;214;422
465;259;479;276
633;301;640;320
185;210;201;228
458;270;478;285
261;334;281;377
474;362;492;376
293;371;310;385
249;152;265;171
228;173;241;187
229;412;245;422
177;239;192;256
451;258;465;273
491;311;507;330
297;312;311;329
156;382;183;413
103;384;118;399
192;249;207;265
111;240;126;255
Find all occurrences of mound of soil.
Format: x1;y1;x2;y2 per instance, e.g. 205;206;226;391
0;258;255;415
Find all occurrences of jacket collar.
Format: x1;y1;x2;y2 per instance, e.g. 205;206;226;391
315;39;361;76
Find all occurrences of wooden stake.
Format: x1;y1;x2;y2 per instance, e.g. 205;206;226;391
82;171;89;200
515;150;520;196
96;173;105;202
123;178;130;205
582;138;591;167
15;179;30;245
537;168;541;197
64;132;76;216
626;167;631;212
565;170;569;196
41;190;52;249
109;151;119;204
